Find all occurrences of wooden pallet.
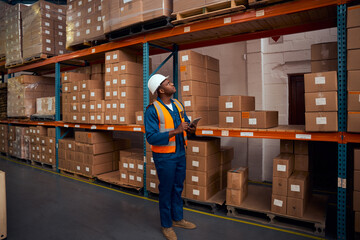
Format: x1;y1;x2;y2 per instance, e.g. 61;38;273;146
248;0;289;8
172;0;247;25
97;171;142;192
226;184;327;236
184;189;226;213
5;61;23;69
23;53;53;64
66;37;108;51
59;168;95;182
0;56;5;61
31;160;56;171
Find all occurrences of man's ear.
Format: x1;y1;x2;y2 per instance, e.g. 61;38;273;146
159;88;165;94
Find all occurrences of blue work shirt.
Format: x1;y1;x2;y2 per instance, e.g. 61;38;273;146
145;97;190;160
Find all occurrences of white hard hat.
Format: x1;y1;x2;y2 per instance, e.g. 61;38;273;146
148;74;169;95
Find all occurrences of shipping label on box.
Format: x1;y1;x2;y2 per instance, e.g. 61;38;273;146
273;154;294;178
271;194;287;215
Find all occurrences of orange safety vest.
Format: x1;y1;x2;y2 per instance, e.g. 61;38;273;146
151;99;188;153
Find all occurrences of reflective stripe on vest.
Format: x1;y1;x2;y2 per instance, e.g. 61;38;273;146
151;99;187;153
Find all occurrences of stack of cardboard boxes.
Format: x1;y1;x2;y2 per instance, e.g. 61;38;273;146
218;96;255;128
5;4;27;66
0;125;8;154
180;50;220;126
104;49;143;125
7;75;55;118
145;141;160;194
66;0;105;49
119;148;144;188
311;42;337;73
12;127;30;160
58;131;129;177
219;146;233;190
0;2;9;59
185;138;221;201
226;167;248;206
272;140;310;218
35;97;56;116
304;71;338;132
347;6;360;133
22;0;67;60
354;148;360;233
101;0;172;34
29;127;56;165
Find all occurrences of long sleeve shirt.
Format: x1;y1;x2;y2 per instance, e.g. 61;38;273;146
145;97;190;160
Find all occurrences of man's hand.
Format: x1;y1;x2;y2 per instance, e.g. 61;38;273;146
169;122;189;139
186;124;196;134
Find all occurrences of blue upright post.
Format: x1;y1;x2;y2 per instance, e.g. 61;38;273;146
55;62;61;172
173;44;179;100
143;42;150;197
337;4;347;240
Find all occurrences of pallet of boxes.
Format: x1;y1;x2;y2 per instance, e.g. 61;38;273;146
58;131;129;178
117;148;144;189
0;1;10;60
104;49;143;125
347;5;360;133
179;50;220;126
145;142;161;194
7;126;30;161
29;127;56;168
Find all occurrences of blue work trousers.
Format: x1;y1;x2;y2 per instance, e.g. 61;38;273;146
154;155;186;228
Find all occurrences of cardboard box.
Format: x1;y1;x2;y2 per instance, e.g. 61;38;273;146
180;65;206;82
118;74;142;87
241;111;278;129
118;87;143;100
226;184;248;206
348;49;360;71
227;167;248;190
89;89;104;101
348;27;360;50
208;97;219;111
304;71;337;93
183;96;208;111
348;112;360;132
220;146;234;165
119;62;143;75
83;162;114;176
355;148;360;171
354;191;360;211
271;194;287;215
311;60;338;73
287;196;307;218
84;152;117;165
348;92;360;111
305;91;338;112
205;55;219;72
294;141;308;155
355;170;360;191
181;81;207;97
62;72;89;84
105;49;137;64
219;95;255;112
186;152;221;172
287;171;309;199
85;142;114;155
81;80;104;91
219;111;242;128
186;168;220;187
305;112;338;132
187;138;220;157
273;154;294;178
179;50;205;68
206;69;220;85
348;5;360;28
135;111;144;125
348;70;360;91
280;140;294;154
295;155;309;172
146;163;158;179
207;83;220;97
272;176;288;196
311;42;337;60
185;178;220;201
220;162;231;190
147;177;160;193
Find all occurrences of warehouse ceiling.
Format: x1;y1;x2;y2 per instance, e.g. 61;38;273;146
0;0;67;5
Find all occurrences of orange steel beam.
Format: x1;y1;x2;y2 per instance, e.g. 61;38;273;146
195;127;343;143
0;61;5;67
343;132;360;143
8;0;339;73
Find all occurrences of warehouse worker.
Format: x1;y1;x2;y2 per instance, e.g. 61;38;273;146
145;74;197;240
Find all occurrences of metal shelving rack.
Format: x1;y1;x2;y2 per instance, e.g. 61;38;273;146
0;0;356;238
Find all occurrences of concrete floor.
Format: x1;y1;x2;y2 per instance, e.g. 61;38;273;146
0;156;321;240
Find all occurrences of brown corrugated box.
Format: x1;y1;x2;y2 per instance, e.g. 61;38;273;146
355;148;360;171
119;62;143;75
220;146;233;165
205;55;219;72
180;65;206;82
118;87;143;100
173;0;205;12
287;171;309;199
83;161;115;176
187;138;220;157
62;72;90;84
207;83;220;98
305;91;338;112
348;112;360;132
271;194;287;215
135;111;144;125
241;111;278;129
354;191;360;211
348;5;360;28
179;50;205;68
355;211;360;233
311;60;337;73
304;71;337;93
287;196;307;218
272;177;288;196
181;81;207;97
186;168;220;187
348;92;360;111
219;96;255;112
84;142;114;155
294;141;308;155
273;154;294;178
311;42;337;61
81;80;104;91
348;27;360;50
219;112;242;128
206;70;220;85
105;49;137;64
348;49;360;71
208;97;219;111
186;178;220;201
226;183;248;206
305;112;338;132
227;167;248;189
186;152;221;172
295;155;309;172
183;96;208;111
147;177;160;193
348;70;360;91
118;74;142;87
280;140;293;154
89;89;104;101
